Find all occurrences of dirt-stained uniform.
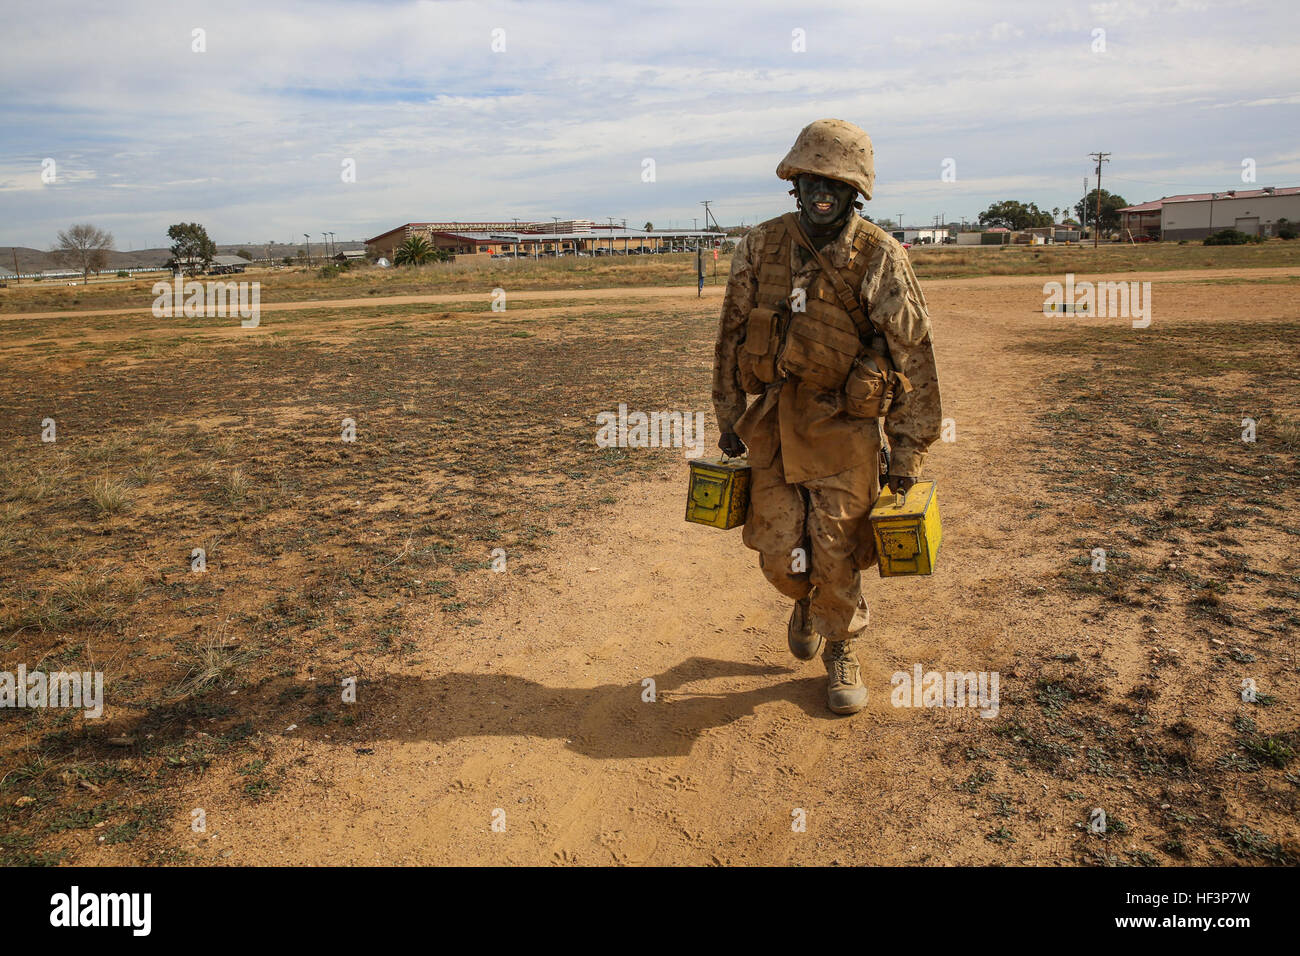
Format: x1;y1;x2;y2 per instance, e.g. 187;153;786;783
711;126;943;654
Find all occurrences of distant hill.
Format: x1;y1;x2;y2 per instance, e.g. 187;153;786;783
0;241;368;276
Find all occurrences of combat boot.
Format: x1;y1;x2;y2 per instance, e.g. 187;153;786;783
822;639;867;715
787;597;825;661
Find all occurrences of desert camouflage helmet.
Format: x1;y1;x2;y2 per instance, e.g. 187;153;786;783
776;118;875;201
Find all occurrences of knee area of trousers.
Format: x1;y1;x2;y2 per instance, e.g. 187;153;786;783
758;553;810;598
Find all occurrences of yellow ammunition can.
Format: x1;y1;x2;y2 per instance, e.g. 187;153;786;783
869;480;942;576
685;457;751;530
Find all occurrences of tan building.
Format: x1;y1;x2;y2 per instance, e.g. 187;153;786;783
365;222;525;258
1120;187;1300;240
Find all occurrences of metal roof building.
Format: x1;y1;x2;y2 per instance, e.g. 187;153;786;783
365;221;721;258
1119;186;1300;240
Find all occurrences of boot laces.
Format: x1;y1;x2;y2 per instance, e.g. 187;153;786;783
828;644;856;685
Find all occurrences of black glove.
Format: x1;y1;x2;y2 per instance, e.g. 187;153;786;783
718;431;746;458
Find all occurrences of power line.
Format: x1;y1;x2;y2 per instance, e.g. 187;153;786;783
1106;174;1247;190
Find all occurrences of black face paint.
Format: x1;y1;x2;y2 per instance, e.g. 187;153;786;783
796;174;857;235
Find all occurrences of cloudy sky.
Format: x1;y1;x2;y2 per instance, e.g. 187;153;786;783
1;0;1297;249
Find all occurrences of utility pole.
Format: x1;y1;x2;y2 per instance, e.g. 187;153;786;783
328;231;336;256
1088;153;1110;247
304;233;312;266
698;205;719;273
700;200;718;232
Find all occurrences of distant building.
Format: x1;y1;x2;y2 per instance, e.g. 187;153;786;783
952;225;1077;246
892;227;950;245
169;253;251;273
365;220;719;259
1119;187;1300;240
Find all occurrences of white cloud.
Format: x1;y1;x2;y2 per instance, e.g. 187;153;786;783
0;0;1297;246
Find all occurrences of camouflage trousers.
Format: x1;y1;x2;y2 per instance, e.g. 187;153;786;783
741;452;880;641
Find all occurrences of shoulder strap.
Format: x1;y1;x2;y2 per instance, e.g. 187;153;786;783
780;213;873;338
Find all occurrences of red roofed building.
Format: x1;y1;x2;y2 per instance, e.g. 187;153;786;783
1119;187;1300;240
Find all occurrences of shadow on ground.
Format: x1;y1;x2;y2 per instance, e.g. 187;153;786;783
63;656;833;764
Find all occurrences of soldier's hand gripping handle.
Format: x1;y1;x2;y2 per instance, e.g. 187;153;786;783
888;474;917;496
718;431;747;458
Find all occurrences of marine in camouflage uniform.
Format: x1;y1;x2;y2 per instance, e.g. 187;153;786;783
711;119;943;715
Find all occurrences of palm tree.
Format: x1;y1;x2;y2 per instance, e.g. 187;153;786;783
394;235;437;266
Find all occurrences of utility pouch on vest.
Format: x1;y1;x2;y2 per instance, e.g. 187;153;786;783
781;287;861;391
739;306;782;394
845;348;913;419
844;351;892;418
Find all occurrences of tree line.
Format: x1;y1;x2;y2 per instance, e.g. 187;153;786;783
41;221;329;282
975;191;1128;232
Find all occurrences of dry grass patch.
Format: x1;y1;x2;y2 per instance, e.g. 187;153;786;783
1;570;146;635
169;631;266;700
90;477;132;516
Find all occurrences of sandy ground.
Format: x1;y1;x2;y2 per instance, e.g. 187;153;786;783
48;269;1300;865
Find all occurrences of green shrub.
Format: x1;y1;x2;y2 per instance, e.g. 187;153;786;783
1203;229;1252;245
